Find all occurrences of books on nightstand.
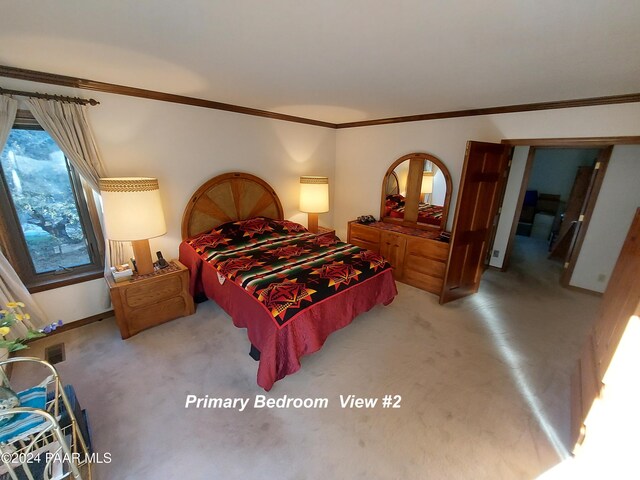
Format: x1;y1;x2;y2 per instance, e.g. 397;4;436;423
110;264;133;283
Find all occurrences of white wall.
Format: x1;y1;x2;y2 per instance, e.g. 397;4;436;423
571;145;640;292
2;78;335;324
527;148;600;202
32;279;111;324
489;146;530;268
335;102;640;293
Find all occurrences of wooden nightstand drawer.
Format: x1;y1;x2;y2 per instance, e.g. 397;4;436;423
127;296;191;337
125;276;182;308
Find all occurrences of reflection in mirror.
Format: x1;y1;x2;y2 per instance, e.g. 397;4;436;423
383;159;410;222
417;160;446;227
385;171;399;195
381;153;452;231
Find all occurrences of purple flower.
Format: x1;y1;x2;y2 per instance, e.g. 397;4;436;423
42;320;64;334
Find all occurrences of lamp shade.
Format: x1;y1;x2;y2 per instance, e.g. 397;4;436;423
421;172;434;194
299;176;329;213
99;177;167;241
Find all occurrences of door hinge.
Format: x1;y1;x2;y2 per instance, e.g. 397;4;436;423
595;161;601;170
578;214;585;222
564;262;570;269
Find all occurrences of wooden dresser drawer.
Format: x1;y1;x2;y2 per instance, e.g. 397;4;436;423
349;223;381;252
405;237;449;262
404;255;446;278
403;269;444;295
349;223;381;244
351;239;381;253
125;275;183;308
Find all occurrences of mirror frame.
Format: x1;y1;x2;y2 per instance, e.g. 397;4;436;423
380;152;453;231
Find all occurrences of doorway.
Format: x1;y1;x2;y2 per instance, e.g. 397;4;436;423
511;147;602;282
490;143;613;290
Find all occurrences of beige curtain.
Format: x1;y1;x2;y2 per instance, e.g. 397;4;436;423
0;96;17;154
0;95;48;332
27;98;131;266
0;250;48;332
27;98;106;190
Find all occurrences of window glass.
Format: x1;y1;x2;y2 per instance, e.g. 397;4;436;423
0;129;91;273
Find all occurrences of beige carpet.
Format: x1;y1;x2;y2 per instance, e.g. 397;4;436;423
13;236;599;479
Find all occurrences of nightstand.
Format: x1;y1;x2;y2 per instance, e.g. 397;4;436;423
315;226;338;241
105;260;195;339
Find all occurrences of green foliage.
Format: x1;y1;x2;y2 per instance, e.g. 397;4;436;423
0;303;46;353
0;340;30;353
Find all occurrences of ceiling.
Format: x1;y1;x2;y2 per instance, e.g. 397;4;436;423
2;0;639;124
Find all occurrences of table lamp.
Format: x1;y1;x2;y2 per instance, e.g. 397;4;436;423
99;177;167;275
421;171;434;204
299;176;329;233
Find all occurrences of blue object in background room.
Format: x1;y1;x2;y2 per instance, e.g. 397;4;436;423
523;189;538;206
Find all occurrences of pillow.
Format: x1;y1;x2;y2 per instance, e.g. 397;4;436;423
188;217;308;254
386;194;405;207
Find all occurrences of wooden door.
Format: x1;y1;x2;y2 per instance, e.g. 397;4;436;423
549;165;594;260
570;207;640;450
560;147;612;285
380;231;406;280
440;141;511;304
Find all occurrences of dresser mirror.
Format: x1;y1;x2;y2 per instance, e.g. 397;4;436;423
380;152;452;231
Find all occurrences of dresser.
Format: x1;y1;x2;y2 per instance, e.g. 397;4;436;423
347;221;450;295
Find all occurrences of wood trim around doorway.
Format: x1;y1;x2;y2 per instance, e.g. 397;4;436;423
502;136;640;147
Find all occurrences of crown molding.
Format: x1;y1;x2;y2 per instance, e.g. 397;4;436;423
0;65;336;129
335;93;640;128
2;65;639;129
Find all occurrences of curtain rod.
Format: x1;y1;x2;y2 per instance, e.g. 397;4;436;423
0;86;99;106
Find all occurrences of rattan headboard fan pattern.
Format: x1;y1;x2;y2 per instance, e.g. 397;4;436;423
181;172;284;239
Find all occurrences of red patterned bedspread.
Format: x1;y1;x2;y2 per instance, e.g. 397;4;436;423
179;217;398;390
385;194;443;226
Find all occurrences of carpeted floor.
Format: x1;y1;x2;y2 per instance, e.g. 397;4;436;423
13;236;600;479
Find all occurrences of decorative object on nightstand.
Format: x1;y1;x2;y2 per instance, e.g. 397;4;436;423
299;176;329;233
99;177;167;275
105;259;195;339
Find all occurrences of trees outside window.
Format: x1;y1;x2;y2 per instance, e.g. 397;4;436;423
0;120;103;290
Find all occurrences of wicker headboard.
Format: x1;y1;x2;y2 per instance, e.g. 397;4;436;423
181;172;284;239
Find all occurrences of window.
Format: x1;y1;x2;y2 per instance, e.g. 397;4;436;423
0;112;103;291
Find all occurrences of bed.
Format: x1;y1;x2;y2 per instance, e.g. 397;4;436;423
179;172;398;390
384;194;444;226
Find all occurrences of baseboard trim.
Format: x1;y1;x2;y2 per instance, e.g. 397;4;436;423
50;310;114;336
565;285;603;297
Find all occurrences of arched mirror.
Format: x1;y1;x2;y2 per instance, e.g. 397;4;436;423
380;152;452;231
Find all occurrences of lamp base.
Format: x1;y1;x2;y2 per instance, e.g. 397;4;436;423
307;213;319;233
132;239;154;275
